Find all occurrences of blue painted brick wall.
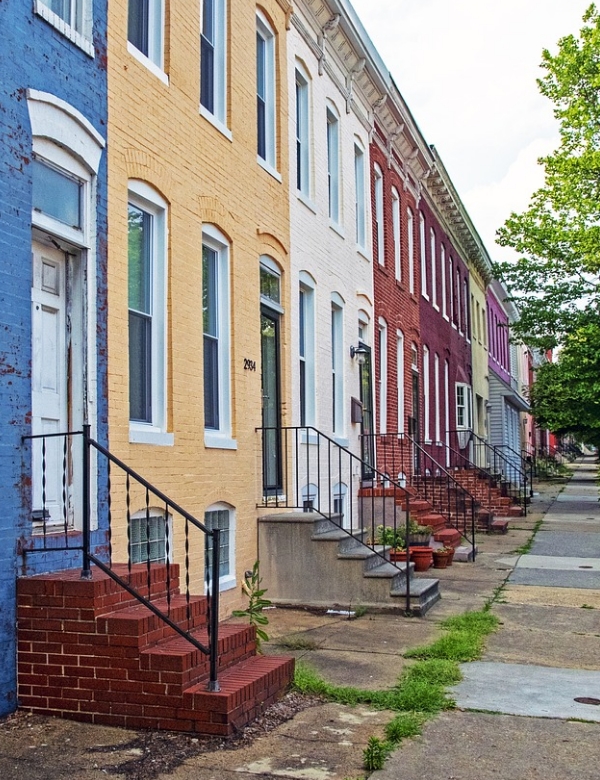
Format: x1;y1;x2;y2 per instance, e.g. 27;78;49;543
0;0;108;716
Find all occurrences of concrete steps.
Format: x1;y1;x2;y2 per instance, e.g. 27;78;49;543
258;512;440;615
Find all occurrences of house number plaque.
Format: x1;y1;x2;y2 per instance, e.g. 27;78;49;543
244;358;257;371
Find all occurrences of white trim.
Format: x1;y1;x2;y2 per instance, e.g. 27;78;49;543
200;105;233;141
392;187;401;281
423;344;430;442
257;155;282;182
127;42;169;85
378;318;387;433
295;62;311;198
434;353;440;442
129;427;174;446
299;273;316;427
34;0;94;56
430;227;438;309
331;296;344;436
127;181;169;436
256;10;277;169
407;207;415;294
27;90;105;172
441;243;448;319
297;191;317;214
204;502;236;592
396;330;405;434
203;224;232;442
326;104;341;225
374;163;384;265
354;141;366;249
419;211;428;299
200;0;227;125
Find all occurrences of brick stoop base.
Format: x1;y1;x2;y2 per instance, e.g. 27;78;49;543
17;564;294;736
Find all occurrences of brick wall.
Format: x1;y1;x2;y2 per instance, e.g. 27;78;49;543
0;1;108;715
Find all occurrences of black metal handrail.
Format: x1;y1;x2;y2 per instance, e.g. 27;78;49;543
22;426;221;692
495;443;534;497
448;430;528;515
257;425;416;612
362;433;477;552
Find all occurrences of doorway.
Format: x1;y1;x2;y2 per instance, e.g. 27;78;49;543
261;307;282;494
359;343;374;478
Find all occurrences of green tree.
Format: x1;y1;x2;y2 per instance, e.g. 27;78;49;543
496;4;600;350
495;5;600;443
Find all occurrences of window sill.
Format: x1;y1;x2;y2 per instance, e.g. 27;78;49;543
129;426;175;446
442;313;450;322
300;429;319;445
333;436;349;448
297;191;317;214
356;245;371;262
257;156;282;182
127;42;169;86
200;105;233;141
219;575;236;592
421;292;430;301
432;303;440;312
329;221;345;240
204;432;238;450
35;1;94;56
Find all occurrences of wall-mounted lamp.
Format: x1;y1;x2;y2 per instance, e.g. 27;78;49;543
350;344;368;365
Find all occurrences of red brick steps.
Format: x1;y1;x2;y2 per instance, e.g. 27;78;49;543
17;564;294;735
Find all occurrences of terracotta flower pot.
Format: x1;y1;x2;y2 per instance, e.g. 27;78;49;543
389;549;408;563
446;547;455;566
410;546;433;572
432;550;450;569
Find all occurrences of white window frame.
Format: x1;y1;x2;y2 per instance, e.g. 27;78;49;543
204;502;236;592
299;272;316;426
456;383;473;430
407;207;415;294
464;279;470;341
419;211;428;299
457;268;462;333
295;64;311;197
256;11;277;172
430;228;438;309
200;0;228;131
203;224;235;449
128;180;171;446
127;0;165;76
396;330;405;434
444;360;450;466
449;256;455;327
441;243;448;319
327;105;341;225
423;345;430;441
354;141;367;249
35;0;94;55
374;164;384;265
378;318;387;434
331;294;344;436
434;353;440;442
392;187;401;281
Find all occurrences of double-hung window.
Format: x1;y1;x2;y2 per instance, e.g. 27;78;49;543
256;12;276;170
201;0;227;126
331;297;344;435
299;275;315;426
374;164;384;264
327;106;340;224
430;228;437;308
378;319;387;433
423;345;430;441
407;207;415;294
203;226;233;447
128;0;164;69
128;182;168;441
295;66;311;196
354;143;366;248
419;211;427;298
441;244;447;319
456;384;472;429
392;187;401;280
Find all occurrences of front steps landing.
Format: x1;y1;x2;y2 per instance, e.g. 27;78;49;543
17;564;294;735
258;512;440;615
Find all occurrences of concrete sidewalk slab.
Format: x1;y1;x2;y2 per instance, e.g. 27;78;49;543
509;567;600;589
454;661;600;721
530;533;600;557
504;583;600;608
516;554;600;569
370;712;600;780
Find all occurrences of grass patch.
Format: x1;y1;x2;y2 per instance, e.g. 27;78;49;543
293;608;499;773
581;604;595;609
512;517;544;555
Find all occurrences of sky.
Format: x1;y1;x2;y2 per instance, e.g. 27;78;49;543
349;0;592;264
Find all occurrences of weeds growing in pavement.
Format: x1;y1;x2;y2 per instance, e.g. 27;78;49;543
292;608;500;771
513;517;544;555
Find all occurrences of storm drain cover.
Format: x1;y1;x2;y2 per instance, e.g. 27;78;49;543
579;565;593;569
574;697;600;706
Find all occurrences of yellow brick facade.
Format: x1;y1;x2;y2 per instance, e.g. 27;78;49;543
107;1;291;613
469;264;490;451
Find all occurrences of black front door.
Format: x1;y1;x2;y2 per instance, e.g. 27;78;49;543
359;344;375;478
261;307;282;493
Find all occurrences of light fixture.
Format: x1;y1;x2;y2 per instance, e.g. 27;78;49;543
350;344;368;365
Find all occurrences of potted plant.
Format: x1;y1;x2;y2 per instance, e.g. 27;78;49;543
375;524;406;551
432;547;451;569
408;523;433;546
410;546;434;571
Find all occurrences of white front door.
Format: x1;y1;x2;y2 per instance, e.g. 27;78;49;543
31;241;70;526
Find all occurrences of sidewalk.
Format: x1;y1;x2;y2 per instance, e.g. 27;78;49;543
0;465;598;779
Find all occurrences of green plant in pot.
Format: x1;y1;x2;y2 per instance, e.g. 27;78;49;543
375;524;406;550
408;523;433;546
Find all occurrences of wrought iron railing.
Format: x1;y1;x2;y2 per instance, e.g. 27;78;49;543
22;425;221;691
257;425;419;611
448;430;529;515
362;433;477;552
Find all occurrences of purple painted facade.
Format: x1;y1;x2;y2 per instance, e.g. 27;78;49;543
486;285;511;384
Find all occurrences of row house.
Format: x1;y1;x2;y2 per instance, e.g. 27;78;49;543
0;0;108;716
